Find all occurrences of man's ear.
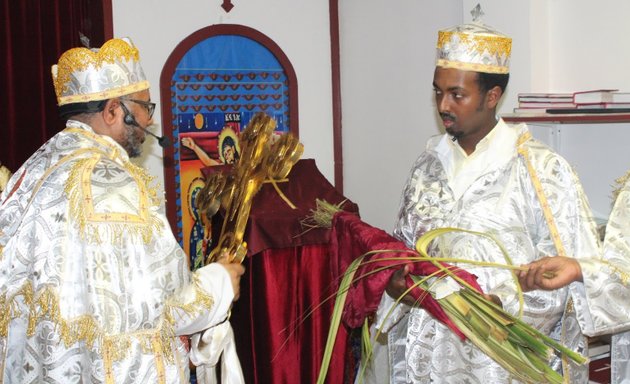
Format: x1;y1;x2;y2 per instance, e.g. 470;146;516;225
103;98;120;125
486;86;503;109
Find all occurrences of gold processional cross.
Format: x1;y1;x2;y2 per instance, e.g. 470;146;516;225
196;112;304;264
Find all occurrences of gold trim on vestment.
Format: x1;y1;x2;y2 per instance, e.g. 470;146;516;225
0;282;176;360
164;274;215;325
517;131;574;381
64;129;163;244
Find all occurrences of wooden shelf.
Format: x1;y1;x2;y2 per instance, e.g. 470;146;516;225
502;112;630;124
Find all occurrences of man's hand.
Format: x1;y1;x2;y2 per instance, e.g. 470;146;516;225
385;265;418;306
517;256;582;292
218;260;245;301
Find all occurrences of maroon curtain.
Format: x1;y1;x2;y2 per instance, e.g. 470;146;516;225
231;245;351;384
221;159;359;383
0;0;112;171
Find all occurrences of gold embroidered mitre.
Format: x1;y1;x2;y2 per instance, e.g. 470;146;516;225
51;37;150;106
436;15;511;74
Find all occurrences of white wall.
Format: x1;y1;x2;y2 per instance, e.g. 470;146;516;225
339;0;462;232
547;0;630;92
112;1;335;206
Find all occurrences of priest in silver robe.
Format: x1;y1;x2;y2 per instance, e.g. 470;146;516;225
519;174;630;384
0;37;245;383
365;16;602;384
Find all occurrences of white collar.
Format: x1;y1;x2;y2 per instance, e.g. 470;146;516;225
431;119;527;199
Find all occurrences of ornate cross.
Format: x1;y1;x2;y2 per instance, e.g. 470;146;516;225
197;112;303;263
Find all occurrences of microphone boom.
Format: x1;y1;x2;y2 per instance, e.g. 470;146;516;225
139;126;170;148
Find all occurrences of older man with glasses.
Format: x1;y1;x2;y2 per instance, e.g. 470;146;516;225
0;37;245;383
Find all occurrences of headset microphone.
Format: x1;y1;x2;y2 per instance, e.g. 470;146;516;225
121;103;171;148
140;126;171;148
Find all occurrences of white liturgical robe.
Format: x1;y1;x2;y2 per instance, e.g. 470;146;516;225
374;120;600;383
0;121;235;383
571;174;630;384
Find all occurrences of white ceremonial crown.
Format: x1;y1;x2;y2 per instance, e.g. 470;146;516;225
436;5;512;74
52;37;149;106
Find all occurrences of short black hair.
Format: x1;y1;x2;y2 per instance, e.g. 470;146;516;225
58;99;108;120
476;72;510;94
222;136;240;158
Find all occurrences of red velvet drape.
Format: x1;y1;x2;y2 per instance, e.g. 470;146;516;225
231;245;350;384
223;159;358;383
0;0;112;171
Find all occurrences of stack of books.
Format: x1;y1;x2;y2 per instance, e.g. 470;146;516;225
514;89;630;114
515;92;575;113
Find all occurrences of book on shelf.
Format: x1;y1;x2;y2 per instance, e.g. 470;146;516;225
512;106;630;115
513;108;550;114
546;107;630;114
518;101;577;109
576;102;630;109
517;92;573;103
571;89;630;104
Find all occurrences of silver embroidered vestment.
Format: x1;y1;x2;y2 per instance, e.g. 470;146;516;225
0;121;233;383
571;175;630;384
385;120;600;383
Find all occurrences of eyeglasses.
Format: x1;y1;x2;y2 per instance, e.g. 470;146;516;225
121;98;156;118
